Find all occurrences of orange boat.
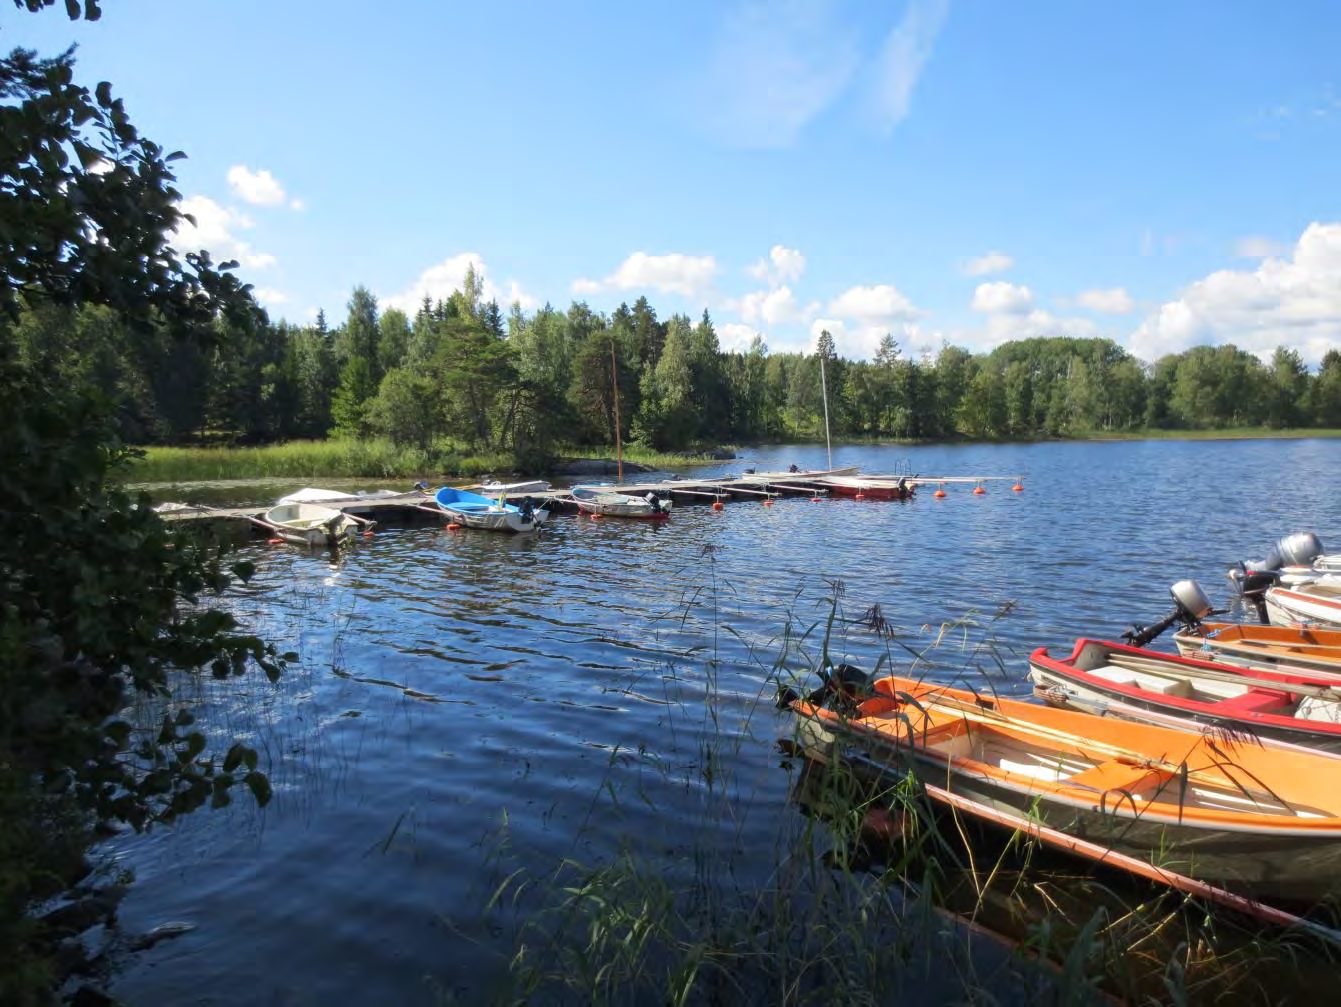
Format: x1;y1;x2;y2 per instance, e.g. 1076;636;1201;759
791;674;1341;903
1175;621;1341;680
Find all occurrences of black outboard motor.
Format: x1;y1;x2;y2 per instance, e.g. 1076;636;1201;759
1122;580;1216;647
519;497;536;523
1226;531;1324;622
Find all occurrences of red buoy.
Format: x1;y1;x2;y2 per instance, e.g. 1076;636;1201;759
712;500;725;511
446;522;461;531
1012;481;1024;492
854;493;865;501
934;487;946;498
973;485;985;495
590;513;603;520
267;537;284;545
762;499;773;507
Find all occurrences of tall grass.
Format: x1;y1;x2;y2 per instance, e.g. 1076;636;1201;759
128;439;739;484
457;579;1340;1004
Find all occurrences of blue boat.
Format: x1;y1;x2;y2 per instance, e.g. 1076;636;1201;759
434;486;548;533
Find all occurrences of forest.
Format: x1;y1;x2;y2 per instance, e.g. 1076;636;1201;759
12;266;1341;468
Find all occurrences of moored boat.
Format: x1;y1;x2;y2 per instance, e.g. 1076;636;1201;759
1174;621;1341;680
739;465;860;482
1028;638;1341;751
263;502;362;547
476;478;551;495
789;670;1341;902
571;485;671;520
1265;580;1341;628
814;474;915;500
434;486;548;533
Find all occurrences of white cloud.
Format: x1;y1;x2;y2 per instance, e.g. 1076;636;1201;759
719;322;760;352
695;0;861;148
385;252;539;314
809;316;930;361
738;285;819;326
971;281;1033;315
253;287;289;305
982;308;1094;348
1076;287;1135;314
574;251;718;298
227;165;289;207
1235;236;1284;259
748;244;806;284
962;251;1013;276
828;283;921;322
863;0;950;130
173;195;276;270
1129;222;1341;365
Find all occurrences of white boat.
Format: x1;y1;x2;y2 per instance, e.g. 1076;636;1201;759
572;486;671;520
476;478;551;496
275;486;400;505
739;466;860;482
263;502;362;547
434;486;548;533
1266;580;1341;628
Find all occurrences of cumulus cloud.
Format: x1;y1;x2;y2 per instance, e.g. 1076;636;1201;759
385;252;538;314
719;321;761;352
970;281;1033;315
828;283;921;322
253;287;289;305
573;251;718;298
981;308;1094;347
226;164;301;209
962;251;1013;276
863;0;950;130
1129;222;1341;365
173;195;276;270
1076;287;1135;314
737;285;820;326
748;244;806;284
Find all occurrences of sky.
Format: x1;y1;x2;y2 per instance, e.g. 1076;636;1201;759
7;1;1341;365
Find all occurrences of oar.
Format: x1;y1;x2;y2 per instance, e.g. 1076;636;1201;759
922;782;1341;944
1105;651;1341;702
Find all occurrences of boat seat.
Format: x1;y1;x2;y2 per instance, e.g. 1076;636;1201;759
1211;688;1292;715
1088;665;1194;699
1065;759;1170;798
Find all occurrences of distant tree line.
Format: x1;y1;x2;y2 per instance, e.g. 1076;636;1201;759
13;276;1341;461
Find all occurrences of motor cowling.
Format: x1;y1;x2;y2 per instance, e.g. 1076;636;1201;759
1170;579;1213;621
1277;531;1325;568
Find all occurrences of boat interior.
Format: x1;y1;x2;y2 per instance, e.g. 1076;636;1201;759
835;697;1339;821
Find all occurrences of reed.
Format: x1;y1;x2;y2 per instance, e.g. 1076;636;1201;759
461;579;1328;1003
128;439;738;484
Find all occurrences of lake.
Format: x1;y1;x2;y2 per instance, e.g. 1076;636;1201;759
106;438;1341;1003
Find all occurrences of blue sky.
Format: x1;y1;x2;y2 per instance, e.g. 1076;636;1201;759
8;1;1341;364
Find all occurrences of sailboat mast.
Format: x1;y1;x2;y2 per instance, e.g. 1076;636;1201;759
819;348;832;470
610;339;623;483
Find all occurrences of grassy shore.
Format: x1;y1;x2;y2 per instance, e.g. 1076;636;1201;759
127;439;735;485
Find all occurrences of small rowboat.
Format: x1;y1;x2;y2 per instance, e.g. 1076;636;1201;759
814;474;915;500
572;486;671;520
476;478;551;495
790;671;1341;902
1265;580;1341;628
263;502;362;547
1029;638;1341;751
434;486;548;533
1174;621;1341;680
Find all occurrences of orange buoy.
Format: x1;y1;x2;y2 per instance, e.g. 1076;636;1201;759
362;530;375;537
446;522;461;531
1012;479;1024;492
810;497;823;503
973;484;985;495
267;537;284;545
762;499;773;507
934;487;946;498
854;493;865;501
712;500;725;511
590;513;603;520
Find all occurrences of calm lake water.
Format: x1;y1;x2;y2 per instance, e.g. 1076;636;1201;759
107;439;1341;1003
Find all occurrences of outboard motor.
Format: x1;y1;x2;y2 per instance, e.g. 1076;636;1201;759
1122;579;1216;647
1277;531;1325;568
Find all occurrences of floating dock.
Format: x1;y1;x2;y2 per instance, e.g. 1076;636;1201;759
158;470;1018;540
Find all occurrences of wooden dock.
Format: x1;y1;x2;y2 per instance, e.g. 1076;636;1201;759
157;473;849;540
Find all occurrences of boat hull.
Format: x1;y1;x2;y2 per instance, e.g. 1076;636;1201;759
434;486;548;533
571;487;671;519
1265;584;1341;628
264;503;361;547
792;674;1341;902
